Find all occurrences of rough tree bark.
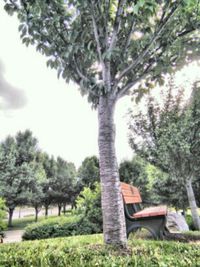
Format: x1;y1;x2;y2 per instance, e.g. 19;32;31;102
185;178;200;230
45;205;48;218
35;206;39;222
98;94;127;247
8;208;14;227
58;204;62;216
63;203;67;215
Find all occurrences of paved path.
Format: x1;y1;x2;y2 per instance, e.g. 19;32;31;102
3;230;24;243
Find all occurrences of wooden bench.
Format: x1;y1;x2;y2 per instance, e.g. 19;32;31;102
121;182;168;239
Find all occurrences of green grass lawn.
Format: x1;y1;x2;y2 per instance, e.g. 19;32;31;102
0;234;199;267
9;214;59;230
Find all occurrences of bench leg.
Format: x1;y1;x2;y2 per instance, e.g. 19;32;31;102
126;216;166;239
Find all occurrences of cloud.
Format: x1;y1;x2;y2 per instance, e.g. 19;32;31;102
0;60;27;110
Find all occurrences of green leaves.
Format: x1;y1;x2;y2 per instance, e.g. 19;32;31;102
3;0;200;102
0;198;6;234
133;0;156;15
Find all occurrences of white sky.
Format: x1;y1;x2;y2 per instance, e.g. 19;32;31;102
0;3;133;168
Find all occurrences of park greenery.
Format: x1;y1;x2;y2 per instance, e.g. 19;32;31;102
4;0;200;247
128;77;200;230
0;234;200;267
0;130;85;227
0;198;6;236
0;128;199;235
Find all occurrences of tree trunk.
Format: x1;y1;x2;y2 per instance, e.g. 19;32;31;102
8;208;14;227
45;204;48;218
58;204;62;216
35;206;39;222
63;203;66;215
98;95;127;247
185;179;200;230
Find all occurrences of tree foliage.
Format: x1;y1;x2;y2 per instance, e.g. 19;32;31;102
128;78;200;228
0;130;77;225
4;0;200;105
77;156;100;190
75;182;102;233
50;157;76;215
119;156;150;201
0;198;6;236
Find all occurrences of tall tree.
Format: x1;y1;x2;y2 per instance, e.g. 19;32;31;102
27;162;46;222
51;157;76;216
4;0;200;246
129;80;200;229
0;136;35;227
78;156;100;190
36;152;55;217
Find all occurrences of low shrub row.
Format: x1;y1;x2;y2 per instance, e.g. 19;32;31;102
0;234;199;267
23;183;103;240
22;215;102;240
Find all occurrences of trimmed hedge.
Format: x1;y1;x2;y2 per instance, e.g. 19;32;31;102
22;215;102;240
0;234;199;267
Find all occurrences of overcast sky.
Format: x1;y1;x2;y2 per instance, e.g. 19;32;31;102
0;3;133;168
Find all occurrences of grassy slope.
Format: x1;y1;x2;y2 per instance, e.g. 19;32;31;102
0;234;199;267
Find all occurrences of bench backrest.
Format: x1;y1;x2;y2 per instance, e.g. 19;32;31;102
120;182;142;204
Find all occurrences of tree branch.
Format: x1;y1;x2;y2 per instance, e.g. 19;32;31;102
117;63;154;99
114;2;180;87
108;0;127;53
90;3;103;63
123;17;136;54
73;56;90;82
104;0;110;48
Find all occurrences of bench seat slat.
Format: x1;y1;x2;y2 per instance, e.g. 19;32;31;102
133;206;167;218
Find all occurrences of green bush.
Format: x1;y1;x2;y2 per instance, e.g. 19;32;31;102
0;198;6;237
22;216;80;240
23;184;102;241
186;214;196;230
75;182;102;233
0;234;199;267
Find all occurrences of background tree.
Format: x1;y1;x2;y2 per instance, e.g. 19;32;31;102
38;153;57;217
119;156;150;201
4;0;200;246
50;157;76;216
129;79;200;229
77;156;100;191
27;162;46;222
152;172;189;212
0;136;35;227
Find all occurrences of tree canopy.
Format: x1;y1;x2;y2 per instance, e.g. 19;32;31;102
78;156;100;190
4;1;200;105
